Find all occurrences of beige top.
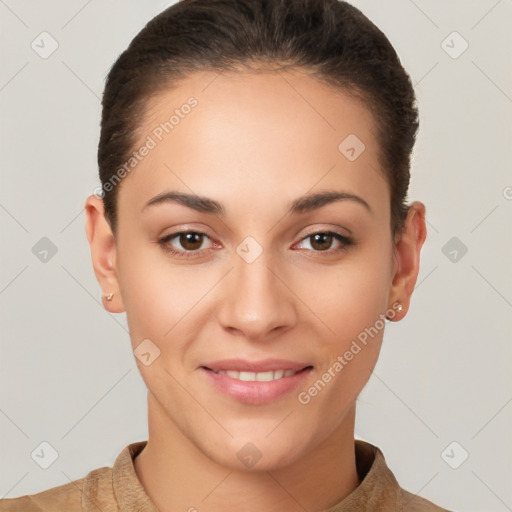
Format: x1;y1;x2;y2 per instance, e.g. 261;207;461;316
0;440;452;511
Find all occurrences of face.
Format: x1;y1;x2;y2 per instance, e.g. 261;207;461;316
87;68;417;471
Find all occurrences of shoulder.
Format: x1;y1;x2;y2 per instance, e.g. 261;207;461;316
0;442;148;512
0;477;86;512
0;467;111;512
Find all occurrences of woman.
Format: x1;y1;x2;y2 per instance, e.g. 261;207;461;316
0;0;452;510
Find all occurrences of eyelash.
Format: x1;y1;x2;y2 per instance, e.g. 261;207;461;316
157;230;353;259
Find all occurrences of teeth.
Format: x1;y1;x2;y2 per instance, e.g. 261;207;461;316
256;371;274;382
273;370;284;379
212;369;299;381
239;371;256;381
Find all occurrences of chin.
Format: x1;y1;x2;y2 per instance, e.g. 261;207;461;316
203;432;312;473
221;449;303;473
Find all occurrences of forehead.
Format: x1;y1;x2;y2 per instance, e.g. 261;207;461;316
118;68;388;220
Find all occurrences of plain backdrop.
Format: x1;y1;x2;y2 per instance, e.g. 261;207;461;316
1;1;511;511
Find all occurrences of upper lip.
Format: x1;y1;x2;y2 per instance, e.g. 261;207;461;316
201;358;312;373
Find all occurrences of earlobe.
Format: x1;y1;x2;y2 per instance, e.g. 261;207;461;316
387;201;427;321
84;194;125;313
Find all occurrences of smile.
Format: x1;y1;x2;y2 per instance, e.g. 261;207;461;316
209;369;299;381
200;360;313;405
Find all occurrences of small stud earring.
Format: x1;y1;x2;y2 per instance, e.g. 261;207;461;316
104;293;114;301
385;302;403;321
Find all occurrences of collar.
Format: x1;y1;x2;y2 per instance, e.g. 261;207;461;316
325;440;401;511
113;441;159;512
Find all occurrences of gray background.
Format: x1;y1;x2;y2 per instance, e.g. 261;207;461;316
1;1;511;510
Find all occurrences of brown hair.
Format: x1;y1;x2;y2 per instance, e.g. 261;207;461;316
98;0;419;238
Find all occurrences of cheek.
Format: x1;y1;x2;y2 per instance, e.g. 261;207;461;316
116;241;184;344
299;292;387;431
116;243;221;373
313;240;393;344
298;238;392;406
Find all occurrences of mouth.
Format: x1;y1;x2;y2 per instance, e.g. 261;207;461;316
199;359;314;405
204;367;310;381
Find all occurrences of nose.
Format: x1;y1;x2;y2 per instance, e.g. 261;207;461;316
216;249;297;341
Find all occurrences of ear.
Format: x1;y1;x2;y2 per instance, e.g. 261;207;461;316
84;194;125;313
387;201;427;321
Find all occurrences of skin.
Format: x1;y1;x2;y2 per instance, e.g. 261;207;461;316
85;68;426;512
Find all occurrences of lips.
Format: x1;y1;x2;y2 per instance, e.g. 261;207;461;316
200;358;313;405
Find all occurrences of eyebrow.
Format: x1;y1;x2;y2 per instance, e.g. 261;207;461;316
141;190;372;216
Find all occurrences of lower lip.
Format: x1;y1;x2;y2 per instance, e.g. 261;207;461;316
200;367;313;405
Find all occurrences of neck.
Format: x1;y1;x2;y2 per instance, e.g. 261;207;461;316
134;392;360;512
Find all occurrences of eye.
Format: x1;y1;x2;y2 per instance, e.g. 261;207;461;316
158;231;215;258
158;229;353;259
295;231;352;255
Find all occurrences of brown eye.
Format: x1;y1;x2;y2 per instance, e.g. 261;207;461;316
158;231;214;258
296;231;353;255
309;233;335;251
178;232;205;251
